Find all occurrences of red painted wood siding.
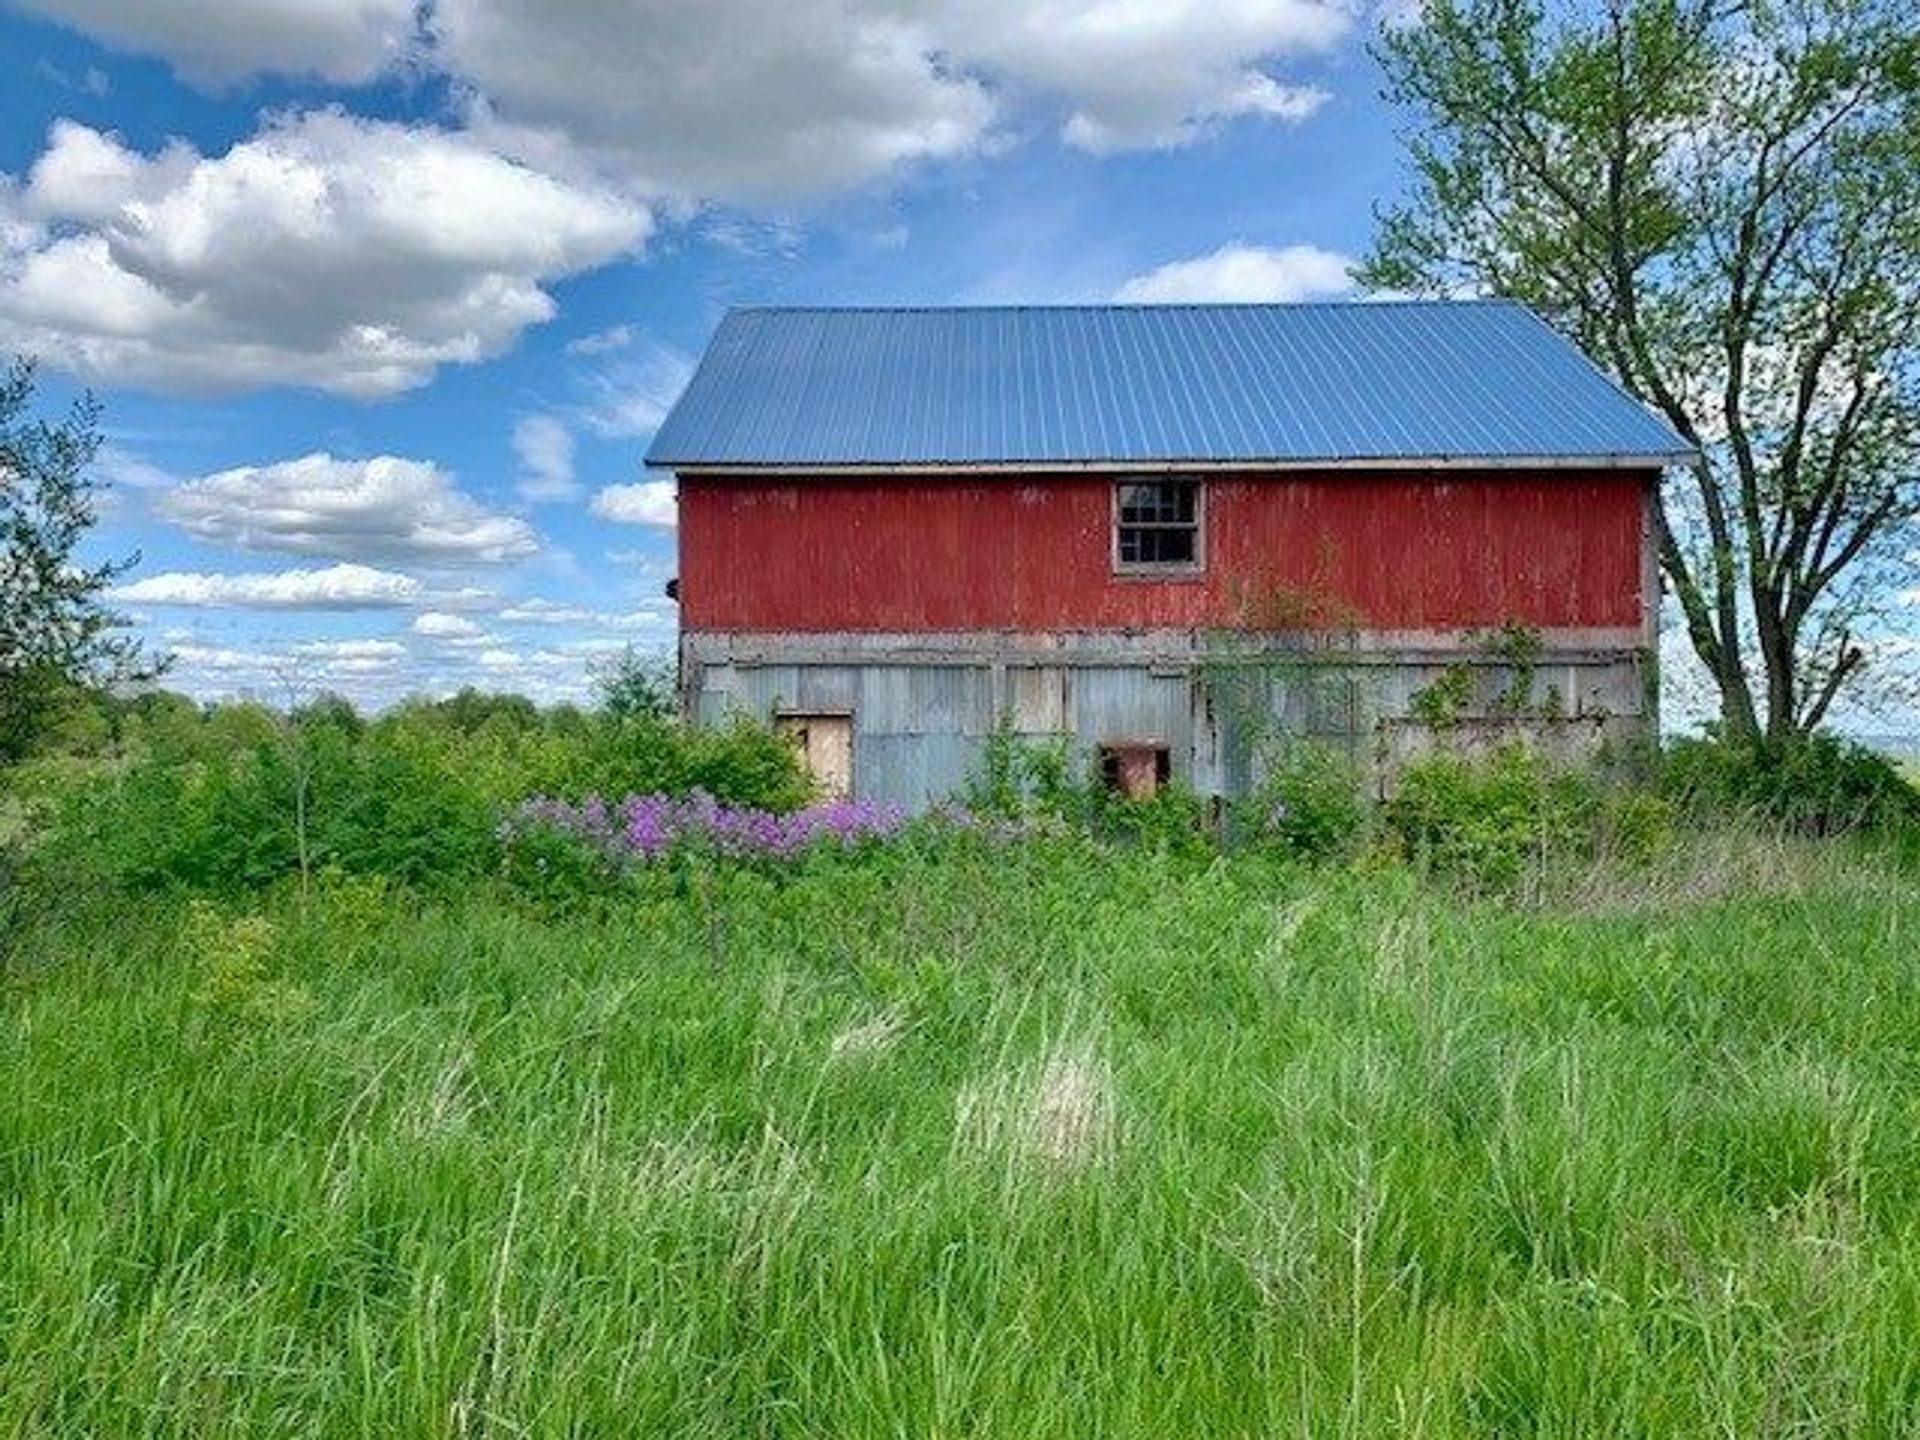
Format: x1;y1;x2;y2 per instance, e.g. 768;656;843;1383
677;471;1652;632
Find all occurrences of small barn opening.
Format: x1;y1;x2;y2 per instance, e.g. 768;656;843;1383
1098;741;1171;800
775;711;854;800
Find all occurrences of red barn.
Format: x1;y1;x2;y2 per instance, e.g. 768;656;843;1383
647;303;1691;806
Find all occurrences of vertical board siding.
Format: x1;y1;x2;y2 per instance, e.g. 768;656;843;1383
678;470;1652;633
854;733;984;809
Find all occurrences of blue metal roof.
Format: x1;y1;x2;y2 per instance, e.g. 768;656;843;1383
645;302;1694;470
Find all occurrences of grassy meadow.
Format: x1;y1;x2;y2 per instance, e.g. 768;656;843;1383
7;828;1920;1436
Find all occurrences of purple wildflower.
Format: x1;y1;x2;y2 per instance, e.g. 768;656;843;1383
506;790;913;865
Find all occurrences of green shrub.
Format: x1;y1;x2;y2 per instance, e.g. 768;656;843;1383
1662;733;1920;836
1386;744;1681;891
1092;783;1212;857
592;646;676;721
181;900;312;1024
325;724;501;884
1235;739;1369;860
1386;744;1604;892
497;823;624;912
399;687;542;736
960;727;1221;854
674;717;817;812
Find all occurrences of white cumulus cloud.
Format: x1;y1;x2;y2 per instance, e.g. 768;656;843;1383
437;0;1351;197
411;611;492;643
590;480;677;527
1115;242;1356;303
0;112;649;396
291;637;409;673
156;453;539;567
3;6;1363;407
109;563;429;610
13;0;418;83
21;2;1354;206
433;0;995;203
956;0;1342;153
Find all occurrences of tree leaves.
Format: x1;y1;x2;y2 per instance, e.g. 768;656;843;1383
0;357;160;762
1366;0;1920;738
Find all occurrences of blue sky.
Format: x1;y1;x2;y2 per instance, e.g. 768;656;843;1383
1;0;1412;707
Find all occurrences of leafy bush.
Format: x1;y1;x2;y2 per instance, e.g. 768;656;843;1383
592;646;676;721
1386;744;1604;892
1662;733;1920;836
1236;739;1369;860
182;900;312;1024
1601;787;1679;865
1386;743;1682;892
1091;783;1212;857
497;819;624;912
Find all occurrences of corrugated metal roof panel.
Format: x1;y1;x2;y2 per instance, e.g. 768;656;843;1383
645;302;1695;470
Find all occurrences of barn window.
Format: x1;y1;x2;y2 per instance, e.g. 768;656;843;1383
1114;479;1202;574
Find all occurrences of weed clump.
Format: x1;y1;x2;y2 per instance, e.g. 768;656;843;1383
182;900;312;1023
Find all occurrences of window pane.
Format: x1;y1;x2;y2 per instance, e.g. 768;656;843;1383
1146;528;1194;564
1118;480;1197;524
1117;483;1156;523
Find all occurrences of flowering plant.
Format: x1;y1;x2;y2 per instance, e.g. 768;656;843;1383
504;790;911;865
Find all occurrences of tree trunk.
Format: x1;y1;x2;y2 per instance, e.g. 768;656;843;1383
1754;591;1796;741
1717;664;1762;742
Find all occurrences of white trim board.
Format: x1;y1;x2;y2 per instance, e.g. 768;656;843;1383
655;454;1693;477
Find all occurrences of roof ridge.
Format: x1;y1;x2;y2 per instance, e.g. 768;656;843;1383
722;299;1526;315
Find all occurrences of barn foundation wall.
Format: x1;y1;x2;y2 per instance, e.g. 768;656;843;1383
682;628;1654;811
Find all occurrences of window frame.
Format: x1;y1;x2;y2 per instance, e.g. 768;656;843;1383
1111;477;1205;579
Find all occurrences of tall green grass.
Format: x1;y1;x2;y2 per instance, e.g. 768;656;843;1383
5;840;1920;1435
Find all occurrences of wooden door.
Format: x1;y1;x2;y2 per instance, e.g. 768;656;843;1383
777;713;853;800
